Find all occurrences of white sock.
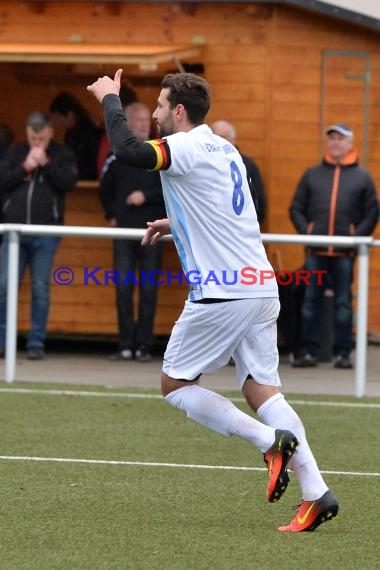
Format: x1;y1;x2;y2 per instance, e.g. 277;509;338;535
256;393;328;500
165;384;275;453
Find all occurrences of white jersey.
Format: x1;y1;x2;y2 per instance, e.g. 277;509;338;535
160;124;278;301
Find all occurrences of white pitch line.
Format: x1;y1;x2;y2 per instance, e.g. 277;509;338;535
0;455;379;477
0;387;162;399
285;399;380;409
0;387;379;409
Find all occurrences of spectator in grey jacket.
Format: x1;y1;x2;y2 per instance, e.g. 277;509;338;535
289;123;378;369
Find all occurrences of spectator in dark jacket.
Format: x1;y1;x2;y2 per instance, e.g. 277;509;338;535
100;102;166;362
0;123;15;243
0;123;14;160
50;91;102;180
211;120;266;224
0;111;78;360
289;123;378;369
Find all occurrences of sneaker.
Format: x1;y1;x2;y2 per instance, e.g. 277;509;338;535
109;349;133;361
264;429;299;503
278;489;339;532
135;345;152;362
291;353;318;368
334;355;353;369
27;347;44;361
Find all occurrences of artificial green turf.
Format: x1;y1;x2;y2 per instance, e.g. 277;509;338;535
0;384;379;569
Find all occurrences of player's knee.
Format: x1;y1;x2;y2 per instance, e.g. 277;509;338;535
161;372;200;397
160;372;185;397
242;377;280;411
161;372;173;397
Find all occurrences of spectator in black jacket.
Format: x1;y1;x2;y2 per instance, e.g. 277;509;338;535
0;123;15;244
0;111;78;360
211;120;266;224
0;123;14;160
50;91;103;180
289;123;378;369
100;102;166;362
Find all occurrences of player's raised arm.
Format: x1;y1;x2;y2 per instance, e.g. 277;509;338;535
87;69;123;103
87;69;170;171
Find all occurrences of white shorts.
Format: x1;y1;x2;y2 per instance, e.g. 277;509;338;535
163;297;281;388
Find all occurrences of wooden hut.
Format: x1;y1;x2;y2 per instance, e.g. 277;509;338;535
0;0;379;339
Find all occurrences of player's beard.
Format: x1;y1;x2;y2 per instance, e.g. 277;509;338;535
157;114;175;138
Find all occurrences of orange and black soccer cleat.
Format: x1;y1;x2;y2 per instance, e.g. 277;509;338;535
278;490;339;532
264;429;299;503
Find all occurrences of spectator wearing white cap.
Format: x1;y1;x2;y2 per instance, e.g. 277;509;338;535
289;123;378;369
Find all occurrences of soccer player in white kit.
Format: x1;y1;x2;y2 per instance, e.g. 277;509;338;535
88;70;338;532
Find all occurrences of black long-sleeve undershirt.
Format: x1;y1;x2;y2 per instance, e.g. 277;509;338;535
102;94;171;170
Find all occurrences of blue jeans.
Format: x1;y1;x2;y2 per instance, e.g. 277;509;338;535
0;235;60;349
300;254;355;358
113;239;163;350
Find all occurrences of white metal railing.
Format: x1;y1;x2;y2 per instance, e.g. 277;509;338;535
0;223;377;397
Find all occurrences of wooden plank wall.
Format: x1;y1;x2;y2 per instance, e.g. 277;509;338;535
0;1;379;336
269;5;380;333
17;183;187;336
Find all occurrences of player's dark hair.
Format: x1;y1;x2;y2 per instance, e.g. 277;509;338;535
161;73;210;125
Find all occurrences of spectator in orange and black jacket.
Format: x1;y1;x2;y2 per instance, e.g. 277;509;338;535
289;123;378;369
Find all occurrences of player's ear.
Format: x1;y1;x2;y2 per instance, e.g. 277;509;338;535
175;104;185;119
